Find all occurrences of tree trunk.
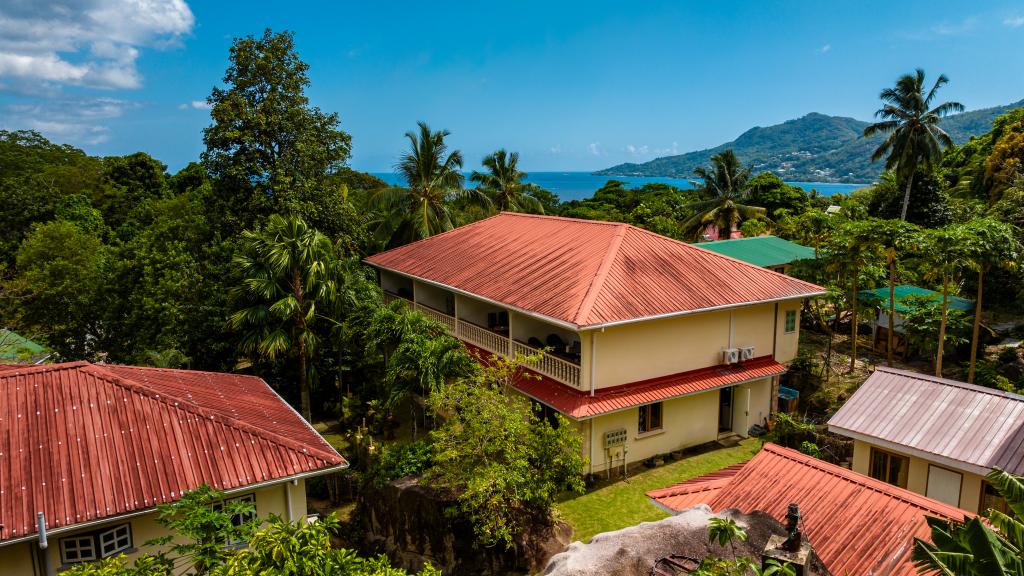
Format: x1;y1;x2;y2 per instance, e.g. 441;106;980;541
899;171;915;221
850;272;859;373
967;269;985;383
936;277;950;377
887;257;896;367
299;343;311;421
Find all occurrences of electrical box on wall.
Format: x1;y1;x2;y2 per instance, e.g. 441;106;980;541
604;428;627;448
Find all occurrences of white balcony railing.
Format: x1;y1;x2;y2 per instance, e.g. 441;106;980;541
414;303;456;332
511;341;581;388
380;290;581;389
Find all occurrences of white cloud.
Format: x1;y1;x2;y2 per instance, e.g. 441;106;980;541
931;16;978;36
654;141;680;156
0;0;195;90
1005;16;1024;28
178;99;210;110
817;44;831;54
548;144;561;154
0;97;135;145
625;144;650;156
587;142;602;156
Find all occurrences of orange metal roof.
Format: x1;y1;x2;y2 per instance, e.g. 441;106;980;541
829;366;1024;476
0;362;346;545
646;463;746;513
365;213;825;328
480;347;786;419
647;443;971;576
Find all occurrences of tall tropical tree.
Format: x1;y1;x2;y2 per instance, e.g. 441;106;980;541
371;122;484;246
863;69;964;221
875;219;922;367
683;150;766;239
229;214;343;421
922;225;971;376
826;220;882;372
961;219;1020;383
469;149;543;214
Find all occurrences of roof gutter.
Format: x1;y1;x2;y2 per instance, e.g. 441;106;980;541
370;263;827;332
0;464;348;549
826;425;992;477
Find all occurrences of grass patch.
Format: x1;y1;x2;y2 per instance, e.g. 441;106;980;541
554;438;762;543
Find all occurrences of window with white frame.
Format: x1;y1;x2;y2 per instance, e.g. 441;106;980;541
784;310;797;333
214;493;257;545
60;523;132;565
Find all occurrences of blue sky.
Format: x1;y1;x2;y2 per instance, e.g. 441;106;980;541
1;1;1023;172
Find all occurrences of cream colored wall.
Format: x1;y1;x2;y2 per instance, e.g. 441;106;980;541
593;304;778;388
379;270;412;295
1;482;307;576
587;390;720;472
851;439;983;513
728;378;772;437
413;281;454;314
774;301;802;363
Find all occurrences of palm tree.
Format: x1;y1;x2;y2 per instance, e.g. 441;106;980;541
914;468;1024;575
961;219;1021;383
470;149;543;214
229;214;342;421
682;150;766;239
864;69;964;221
371;122;485;246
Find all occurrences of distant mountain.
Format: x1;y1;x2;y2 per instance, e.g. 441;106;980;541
596;100;1024;183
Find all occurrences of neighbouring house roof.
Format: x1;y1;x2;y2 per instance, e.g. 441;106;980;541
828;366;1024;476
478;345;786;420
0;329;47;362
647;443;970;576
365;213;825;329
0;361;346;546
696;236;817;268
858;285;975;313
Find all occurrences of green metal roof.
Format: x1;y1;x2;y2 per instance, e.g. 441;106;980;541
858;285;975;313
697;236;817;267
0;329;47;361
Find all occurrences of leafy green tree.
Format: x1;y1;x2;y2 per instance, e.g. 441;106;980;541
899;294;970;368
202;29;353;235
470;149;543;214
863;69;964;220
825;220;883;371
922;225;972;375
683;150;766;239
874;219;922;366
62;555;172;576
229;214;344;420
55;194;106;236
960;219;1021;383
371;122;483;246
914;468;1024;575
428;354;586;548
867;170;953;228
8;221;107;358
97;152;170;232
745;172;810;218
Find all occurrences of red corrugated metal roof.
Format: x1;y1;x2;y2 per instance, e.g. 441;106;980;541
0;361;346;544
646;463;746;512
829;366;1024;476
365;213;825;328
647;443;971;576
480;347;785;419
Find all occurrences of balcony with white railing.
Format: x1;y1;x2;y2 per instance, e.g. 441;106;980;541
379;286;583;389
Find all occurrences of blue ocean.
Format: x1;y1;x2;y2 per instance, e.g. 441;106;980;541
369;171;866;202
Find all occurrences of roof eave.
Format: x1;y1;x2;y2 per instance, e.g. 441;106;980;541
826;425;993;477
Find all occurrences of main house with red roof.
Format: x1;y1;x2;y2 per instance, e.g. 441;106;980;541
365;213;824;473
647;443;971;576
0;361;347;575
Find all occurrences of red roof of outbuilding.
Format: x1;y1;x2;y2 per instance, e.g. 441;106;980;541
647;443;971;576
365;213;825;328
0;361;346;545
829;366;1024;476
475;346;785;419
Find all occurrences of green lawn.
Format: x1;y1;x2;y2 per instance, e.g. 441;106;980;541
555;438;762;543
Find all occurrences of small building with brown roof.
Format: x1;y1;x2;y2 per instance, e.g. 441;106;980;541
828;366;1023;515
646;443;971;576
365;213;825;473
0;361;347;575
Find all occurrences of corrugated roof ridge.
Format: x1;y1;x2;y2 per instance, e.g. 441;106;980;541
646;463;748;498
492;212;626;227
0;360;90;378
79;363;343;465
873;365;1024;402
574;222;629;324
760;443;968;518
626;224;826;293
107;364;342;458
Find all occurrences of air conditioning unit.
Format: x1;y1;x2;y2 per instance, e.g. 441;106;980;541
722;348;740;365
604;428;627;449
739;346;756;361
